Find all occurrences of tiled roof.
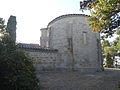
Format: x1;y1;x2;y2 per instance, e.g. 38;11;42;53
17;43;58;52
17;43;40;49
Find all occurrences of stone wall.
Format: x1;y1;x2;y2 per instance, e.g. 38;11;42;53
18;14;103;72
17;43;59;71
40;28;49;47
25;49;59;71
44;14;103;71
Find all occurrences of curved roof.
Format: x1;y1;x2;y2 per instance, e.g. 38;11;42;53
47;14;90;27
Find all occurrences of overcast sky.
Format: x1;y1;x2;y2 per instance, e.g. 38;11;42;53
0;0;89;44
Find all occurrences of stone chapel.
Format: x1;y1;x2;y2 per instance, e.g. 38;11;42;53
10;14;103;72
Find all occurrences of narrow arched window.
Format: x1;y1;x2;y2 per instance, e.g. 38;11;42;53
83;32;87;45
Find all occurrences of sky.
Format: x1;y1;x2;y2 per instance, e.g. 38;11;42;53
0;0;88;44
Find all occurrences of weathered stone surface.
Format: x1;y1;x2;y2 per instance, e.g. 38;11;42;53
19;14;103;72
40;14;103;71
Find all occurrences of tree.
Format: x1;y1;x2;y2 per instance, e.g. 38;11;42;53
116;29;120;49
80;0;120;37
113;29;120;68
6;15;17;42
80;0;120;88
0;17;39;90
0;18;6;36
102;40;117;67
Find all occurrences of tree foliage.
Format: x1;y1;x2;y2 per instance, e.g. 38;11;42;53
80;0;120;37
0;18;6;35
80;0;120;87
102;40;117;67
101;29;120;68
6;15;16;42
116;29;120;49
0;17;39;90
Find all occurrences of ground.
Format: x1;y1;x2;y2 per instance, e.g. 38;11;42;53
37;68;120;90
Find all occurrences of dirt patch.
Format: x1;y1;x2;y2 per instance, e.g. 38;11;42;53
37;68;120;90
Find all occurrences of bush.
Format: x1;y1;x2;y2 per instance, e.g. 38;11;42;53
0;18;39;90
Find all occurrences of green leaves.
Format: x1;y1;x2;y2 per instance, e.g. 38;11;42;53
0;18;6;36
101;29;120;68
102;39;118;67
80;0;120;37
0;17;39;90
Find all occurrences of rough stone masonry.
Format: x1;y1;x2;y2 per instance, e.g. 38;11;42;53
17;14;103;72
